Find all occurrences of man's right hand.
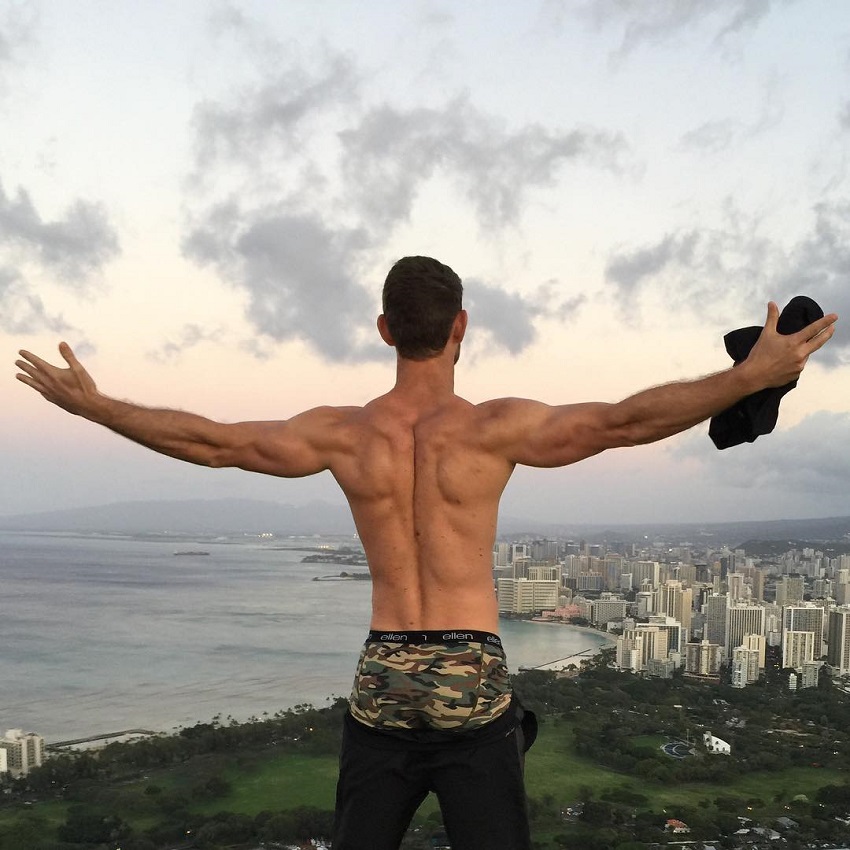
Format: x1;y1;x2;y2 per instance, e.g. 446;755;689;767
15;342;103;418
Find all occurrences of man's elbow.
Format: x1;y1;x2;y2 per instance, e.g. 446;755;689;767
197;445;236;469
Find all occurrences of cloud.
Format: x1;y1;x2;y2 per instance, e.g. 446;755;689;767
147;324;226;362
339;96;626;232
571;0;784;55
0;179;120;336
678;120;741;155
183;38;623;362
606;232;700;296
0;3;36;87
184;205;378;361
190;51;361;181
772;202;850;365
678;76;784;155
604;211;774;326
0;13;119;338
0;267;70;335
0;181;120;282
672;410;850;496
603;201;849;358
463;278;587;355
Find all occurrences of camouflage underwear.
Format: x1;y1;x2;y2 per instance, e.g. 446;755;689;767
348;629;512;731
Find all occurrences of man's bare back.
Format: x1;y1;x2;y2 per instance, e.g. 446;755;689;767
329;390;513;632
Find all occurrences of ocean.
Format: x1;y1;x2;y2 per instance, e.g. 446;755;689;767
0;531;609;742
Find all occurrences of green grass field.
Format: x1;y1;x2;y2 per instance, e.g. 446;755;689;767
201;751;340;814
1;717;845;846
170;718;847;823
525;718;844;814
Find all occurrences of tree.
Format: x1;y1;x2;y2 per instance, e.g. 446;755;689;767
58;806;131;844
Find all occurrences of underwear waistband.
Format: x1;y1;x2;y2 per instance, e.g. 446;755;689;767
367;629;502;649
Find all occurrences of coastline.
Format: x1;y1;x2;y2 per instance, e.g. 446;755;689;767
47;621;613;748
502;617;615;672
21;619;605;745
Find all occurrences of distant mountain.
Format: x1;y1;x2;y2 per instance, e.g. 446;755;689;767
496;514;850;548
0;498;357;536
2;499;849;547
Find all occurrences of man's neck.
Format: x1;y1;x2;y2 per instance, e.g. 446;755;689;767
392;351;456;404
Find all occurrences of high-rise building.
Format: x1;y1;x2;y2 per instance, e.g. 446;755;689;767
0;730;45;777
528;565;560;582
827;606;850;675
783;604;826;656
685;639;722;676
562;555;582;580
736;566;765;602
647;614;685;654
590;596;628;627
657;580;693;633
727;573;746;603
635;590;654;617
726;604;765;660
675;563;697;586
497;578;559;614
493;542;510;567
602;556;625;591
800;660;823;689
740;632;766;669
783;630;817;670
512;557;531;579
763;603;782;646
731;646;760;688
616;630;643;671
704;594;728;650
577;574;604;592
530;539;560;562
776;575;805;608
632;561;660;589
618;625;668;672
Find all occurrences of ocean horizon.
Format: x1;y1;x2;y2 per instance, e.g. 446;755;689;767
0;531;610;742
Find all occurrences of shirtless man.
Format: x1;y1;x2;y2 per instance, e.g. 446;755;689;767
15;256;837;849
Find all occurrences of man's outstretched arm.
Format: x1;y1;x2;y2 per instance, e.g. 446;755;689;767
15;342;350;477
486;302;838;468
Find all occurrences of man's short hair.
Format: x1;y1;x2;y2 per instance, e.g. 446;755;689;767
382;256;463;360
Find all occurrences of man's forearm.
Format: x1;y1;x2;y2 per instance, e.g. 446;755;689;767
84;394;232;466
612;364;759;446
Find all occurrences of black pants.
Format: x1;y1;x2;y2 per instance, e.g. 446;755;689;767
332;707;535;850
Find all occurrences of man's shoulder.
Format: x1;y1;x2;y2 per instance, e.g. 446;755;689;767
474;396;547;419
297;404;364;424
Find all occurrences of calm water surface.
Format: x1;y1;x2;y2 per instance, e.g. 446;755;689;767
0;531;608;741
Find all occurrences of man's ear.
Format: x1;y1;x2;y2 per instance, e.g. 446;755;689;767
377;314;396;347
452;310;468;342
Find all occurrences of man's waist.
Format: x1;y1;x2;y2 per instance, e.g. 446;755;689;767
367;629;503;649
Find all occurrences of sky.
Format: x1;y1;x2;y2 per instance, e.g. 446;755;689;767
2;0;849;525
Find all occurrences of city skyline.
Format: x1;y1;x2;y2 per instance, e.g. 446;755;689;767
3;1;849;523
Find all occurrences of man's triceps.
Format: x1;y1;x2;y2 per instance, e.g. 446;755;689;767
508;401;618;468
